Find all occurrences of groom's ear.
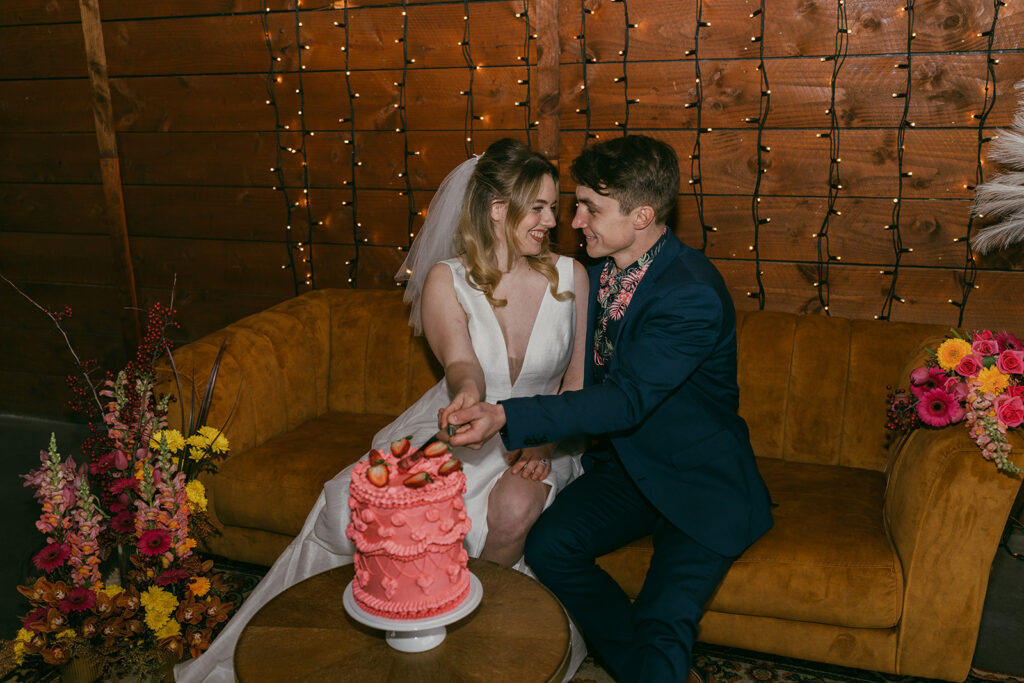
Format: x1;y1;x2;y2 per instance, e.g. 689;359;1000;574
633;205;655;230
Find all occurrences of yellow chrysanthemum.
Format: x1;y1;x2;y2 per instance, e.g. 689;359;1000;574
186;433;211;448
141;586;179;616
149;429;185;454
12;640;25;665
103;584;124;598
56;628;77;640
15;628;33;644
153;618;182;640
197;426;229;454
936;337;973;371
188;576;211;598
144;608;170;631
977;365;1010;395
185;480;208;512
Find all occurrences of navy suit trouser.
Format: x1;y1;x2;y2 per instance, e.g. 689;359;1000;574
524;455;733;683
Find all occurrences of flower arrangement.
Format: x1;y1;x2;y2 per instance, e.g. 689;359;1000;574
887;327;1024;475
0;279;237;682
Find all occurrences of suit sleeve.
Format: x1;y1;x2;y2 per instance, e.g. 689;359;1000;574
500;282;723;450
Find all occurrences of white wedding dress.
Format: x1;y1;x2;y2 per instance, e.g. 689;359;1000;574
175;256;585;683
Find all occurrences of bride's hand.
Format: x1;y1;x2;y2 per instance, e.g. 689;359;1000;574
438;390;479;433
507;444;554;481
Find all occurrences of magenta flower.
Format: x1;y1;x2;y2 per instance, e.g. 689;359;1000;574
916;388;962;427
23;607;47;632
942;377;970;402
996;330;1023;352
955;353;984;378
973;339;1000;357
996;350;1024;375
108;477;137;495
995;395;1024;429
110;510;135;534
155;568;190;586
58;586;97;613
32;543;70;572
910;367;948;399
138;528;172;556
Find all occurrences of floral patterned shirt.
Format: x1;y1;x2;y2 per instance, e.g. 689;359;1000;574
593;228;667;384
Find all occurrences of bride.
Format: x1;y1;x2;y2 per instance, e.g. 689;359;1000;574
175;138;589;682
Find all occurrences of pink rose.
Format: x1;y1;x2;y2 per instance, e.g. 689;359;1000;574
1006;385;1024;400
994;394;1024;428
910;366;947;399
955;353;984;378
909;366;931;385
942;377;969;402
974;329;995;342
996;349;1024;375
973;339;1000;357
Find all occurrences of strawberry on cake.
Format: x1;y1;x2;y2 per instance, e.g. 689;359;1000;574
346;438;472;619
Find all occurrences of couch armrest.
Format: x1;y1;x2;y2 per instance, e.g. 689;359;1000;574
883;426;1022;679
154;290;332;459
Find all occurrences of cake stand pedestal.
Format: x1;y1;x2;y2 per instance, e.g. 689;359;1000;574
342;573;483;653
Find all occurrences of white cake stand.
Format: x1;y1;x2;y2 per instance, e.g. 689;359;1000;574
342;573;483;653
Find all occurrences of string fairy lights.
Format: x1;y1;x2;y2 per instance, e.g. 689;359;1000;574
688;0;711;252
337;1;360;287
877;0;916;321
461;0;476;157
612;0;637;135
746;0;770;309
951;0;1004;325
261;0;317;294
813;0;850;315
575;0;594;149
518;0;536;143
398;1;416;252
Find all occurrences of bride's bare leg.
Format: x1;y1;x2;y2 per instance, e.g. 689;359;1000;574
480;470;550;566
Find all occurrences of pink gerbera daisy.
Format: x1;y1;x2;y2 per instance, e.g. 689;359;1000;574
58;586;97;613
996;330;1023;352
155;569;190;586
32;543;70;572
138;528;172;556
110;510;135;534
916;388;962;427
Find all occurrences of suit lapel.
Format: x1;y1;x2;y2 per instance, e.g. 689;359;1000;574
584;261;604;388
608;231;683;353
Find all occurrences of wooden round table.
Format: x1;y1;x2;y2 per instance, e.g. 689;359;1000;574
235;558;571;682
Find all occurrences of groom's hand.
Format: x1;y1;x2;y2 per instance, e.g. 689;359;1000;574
448;402;506;449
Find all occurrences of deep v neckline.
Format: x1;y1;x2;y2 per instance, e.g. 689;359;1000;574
486;277;551;390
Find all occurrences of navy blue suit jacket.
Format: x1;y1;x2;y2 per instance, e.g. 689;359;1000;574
501;231;772;557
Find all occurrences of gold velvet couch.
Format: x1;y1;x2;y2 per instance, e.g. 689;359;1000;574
158;288;1022;682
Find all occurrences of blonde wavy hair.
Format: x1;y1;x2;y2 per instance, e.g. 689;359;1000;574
455;138;571;307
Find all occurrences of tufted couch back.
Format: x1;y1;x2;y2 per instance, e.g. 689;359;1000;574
735;310;949;472
161;290;951;476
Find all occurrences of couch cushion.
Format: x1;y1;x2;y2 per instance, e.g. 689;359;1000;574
597;457;903;629
208;411;394;537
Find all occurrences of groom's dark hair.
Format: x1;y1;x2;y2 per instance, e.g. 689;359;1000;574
570;135;679;225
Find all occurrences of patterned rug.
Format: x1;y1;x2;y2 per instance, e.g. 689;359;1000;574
570;642;1024;683
215;560;1024;683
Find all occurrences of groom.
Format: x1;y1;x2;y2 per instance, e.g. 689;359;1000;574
447;135;773;681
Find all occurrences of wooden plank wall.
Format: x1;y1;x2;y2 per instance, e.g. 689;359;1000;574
1;0;1022;418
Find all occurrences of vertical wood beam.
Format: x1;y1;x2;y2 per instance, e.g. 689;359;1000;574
78;0;141;351
535;0;560;162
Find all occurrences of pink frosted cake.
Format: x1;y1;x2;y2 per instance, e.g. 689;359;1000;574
346;438;472;619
